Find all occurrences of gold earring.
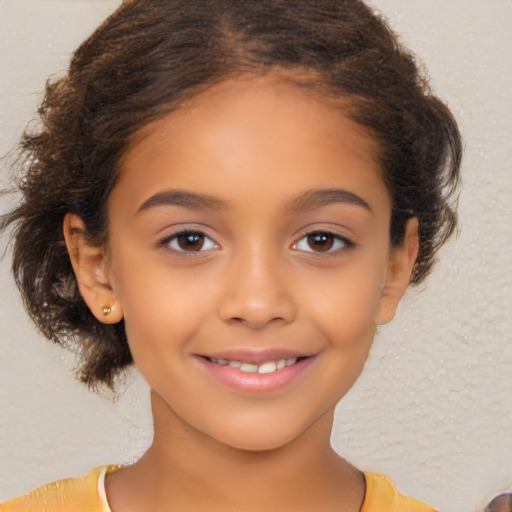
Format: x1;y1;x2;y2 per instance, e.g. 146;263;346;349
102;306;112;316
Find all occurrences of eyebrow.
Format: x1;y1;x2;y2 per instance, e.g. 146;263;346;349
137;190;228;213
137;187;372;215
286;188;372;214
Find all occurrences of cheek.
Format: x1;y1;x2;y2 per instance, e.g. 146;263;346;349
301;262;387;344
305;271;383;401
109;247;222;360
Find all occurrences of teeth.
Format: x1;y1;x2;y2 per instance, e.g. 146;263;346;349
239;363;258;373
209;357;301;374
258;361;277;374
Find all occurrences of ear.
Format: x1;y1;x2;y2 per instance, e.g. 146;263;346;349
374;217;419;326
63;214;123;324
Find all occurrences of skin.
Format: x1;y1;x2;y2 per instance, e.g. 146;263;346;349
64;74;418;512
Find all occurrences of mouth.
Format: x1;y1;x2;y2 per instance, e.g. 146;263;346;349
196;352;316;393
203;356;308;375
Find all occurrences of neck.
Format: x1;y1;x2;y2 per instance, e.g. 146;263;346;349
106;390;365;512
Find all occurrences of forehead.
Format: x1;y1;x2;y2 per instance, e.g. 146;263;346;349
114;74;388;214
123;74;381;167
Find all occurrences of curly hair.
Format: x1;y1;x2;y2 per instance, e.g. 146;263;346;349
0;0;462;389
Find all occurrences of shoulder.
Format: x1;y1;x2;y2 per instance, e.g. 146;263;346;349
0;465;119;512
361;472;438;512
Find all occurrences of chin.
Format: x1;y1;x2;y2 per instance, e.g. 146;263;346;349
204;413;323;453
215;429;300;453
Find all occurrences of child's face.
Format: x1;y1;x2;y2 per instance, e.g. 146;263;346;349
80;75;417;450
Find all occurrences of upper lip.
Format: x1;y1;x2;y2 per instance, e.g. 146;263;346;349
197;349;314;365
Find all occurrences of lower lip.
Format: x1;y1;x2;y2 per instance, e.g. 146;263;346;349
197;356;316;394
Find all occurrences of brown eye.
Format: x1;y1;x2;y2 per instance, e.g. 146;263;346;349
307;233;334;252
165;231;219;253
293;231;351;254
177;233;205;251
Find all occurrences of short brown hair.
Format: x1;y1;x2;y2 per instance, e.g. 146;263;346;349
1;0;462;389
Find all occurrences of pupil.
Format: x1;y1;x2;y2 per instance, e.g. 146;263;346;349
307;233;333;252
178;233;204;251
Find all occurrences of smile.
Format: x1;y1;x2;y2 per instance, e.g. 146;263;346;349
198;353;316;393
206;357;300;374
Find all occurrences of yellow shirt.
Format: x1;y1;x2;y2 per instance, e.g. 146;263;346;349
0;466;437;512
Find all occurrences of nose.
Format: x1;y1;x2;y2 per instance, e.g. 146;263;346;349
218;245;296;329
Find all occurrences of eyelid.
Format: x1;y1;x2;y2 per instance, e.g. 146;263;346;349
159;227;220;254
291;229;354;255
157;225;354;256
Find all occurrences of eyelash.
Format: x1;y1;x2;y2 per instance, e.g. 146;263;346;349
292;231;354;255
159;229;354;256
159;229;219;255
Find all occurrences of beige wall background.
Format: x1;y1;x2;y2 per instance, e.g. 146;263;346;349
0;1;511;510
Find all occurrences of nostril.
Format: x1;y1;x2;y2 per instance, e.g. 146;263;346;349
218;280;297;328
229;315;285;329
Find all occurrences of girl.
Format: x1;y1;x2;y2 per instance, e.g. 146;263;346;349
0;0;461;510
